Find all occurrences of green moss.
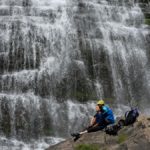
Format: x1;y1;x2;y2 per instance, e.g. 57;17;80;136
72;90;97;102
43;128;53;136
75;144;99;150
145;19;150;25
118;134;128;144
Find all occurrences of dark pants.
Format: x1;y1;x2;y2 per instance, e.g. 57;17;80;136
86;124;108;133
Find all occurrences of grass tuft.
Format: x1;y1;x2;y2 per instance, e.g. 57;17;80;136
75;144;99;150
118;134;128;144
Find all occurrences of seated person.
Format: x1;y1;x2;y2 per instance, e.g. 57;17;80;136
71;100;115;141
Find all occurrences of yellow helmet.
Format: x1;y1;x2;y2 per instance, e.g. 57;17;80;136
97;100;105;105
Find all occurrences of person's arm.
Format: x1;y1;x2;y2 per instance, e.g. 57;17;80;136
90;116;96;126
90;112;99;126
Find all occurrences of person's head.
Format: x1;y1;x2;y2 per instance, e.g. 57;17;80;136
97;100;105;109
96;105;100;112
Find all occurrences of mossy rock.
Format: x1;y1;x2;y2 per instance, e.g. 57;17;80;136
75;144;99;150
71;90;97;102
145;19;150;25
118;134;128;144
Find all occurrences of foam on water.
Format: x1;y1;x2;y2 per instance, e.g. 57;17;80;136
0;136;64;150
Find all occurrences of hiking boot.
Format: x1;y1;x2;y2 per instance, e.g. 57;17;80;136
71;133;81;141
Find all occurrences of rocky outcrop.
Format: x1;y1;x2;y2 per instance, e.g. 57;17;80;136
138;0;150;24
47;115;150;150
138;0;150;15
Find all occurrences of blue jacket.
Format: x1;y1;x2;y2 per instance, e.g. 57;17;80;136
101;105;115;124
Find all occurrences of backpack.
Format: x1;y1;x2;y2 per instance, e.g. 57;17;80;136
124;108;139;126
105;119;125;135
105;108;139;136
105;124;121;135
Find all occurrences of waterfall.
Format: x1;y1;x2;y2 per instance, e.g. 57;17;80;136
0;0;149;149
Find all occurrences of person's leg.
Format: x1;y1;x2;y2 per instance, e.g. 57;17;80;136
71;123;108;141
80;130;88;134
80;124;106;135
71;126;92;141
87;125;106;133
79;125;94;135
71;125;93;138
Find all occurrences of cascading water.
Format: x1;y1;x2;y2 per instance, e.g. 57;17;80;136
0;0;150;149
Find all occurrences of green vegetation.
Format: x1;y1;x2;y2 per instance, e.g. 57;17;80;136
118;134;128;144
75;144;99;150
72;90;97;102
43;127;53;136
145;19;150;25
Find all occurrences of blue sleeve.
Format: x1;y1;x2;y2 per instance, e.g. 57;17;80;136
105;109;115;124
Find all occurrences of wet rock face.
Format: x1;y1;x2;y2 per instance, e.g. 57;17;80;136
138;0;150;13
139;0;150;67
139;0;150;25
0;0;149;102
47;115;150;150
